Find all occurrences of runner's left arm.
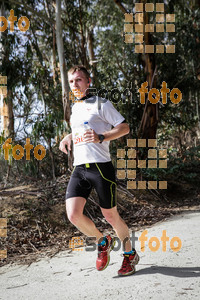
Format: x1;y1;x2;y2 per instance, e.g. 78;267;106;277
83;122;129;143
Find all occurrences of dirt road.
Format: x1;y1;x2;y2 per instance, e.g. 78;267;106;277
0;211;200;300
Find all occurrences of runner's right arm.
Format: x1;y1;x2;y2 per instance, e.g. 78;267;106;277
59;133;72;154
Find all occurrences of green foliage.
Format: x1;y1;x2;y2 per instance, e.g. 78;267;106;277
1;0;199;180
142;145;200;183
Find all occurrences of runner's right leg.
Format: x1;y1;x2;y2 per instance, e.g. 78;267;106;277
66;196;103;240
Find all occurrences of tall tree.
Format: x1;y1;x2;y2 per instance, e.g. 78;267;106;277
55;0;70;124
113;0;158;139
137;0;158;140
0;3;14;139
55;0;72;169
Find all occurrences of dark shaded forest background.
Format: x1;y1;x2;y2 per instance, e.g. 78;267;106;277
0;0;200;265
0;0;200;182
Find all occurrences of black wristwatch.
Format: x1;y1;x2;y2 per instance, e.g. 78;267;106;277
98;134;105;144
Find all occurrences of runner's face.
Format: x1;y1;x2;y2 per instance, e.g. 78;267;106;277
68;71;90;99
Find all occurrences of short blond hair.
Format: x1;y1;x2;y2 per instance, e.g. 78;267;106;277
68;65;90;81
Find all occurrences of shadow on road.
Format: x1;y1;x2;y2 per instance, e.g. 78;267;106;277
112;265;200;278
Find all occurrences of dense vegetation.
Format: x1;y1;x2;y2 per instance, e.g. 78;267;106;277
0;0;199;185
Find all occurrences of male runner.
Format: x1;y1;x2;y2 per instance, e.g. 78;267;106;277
59;65;139;276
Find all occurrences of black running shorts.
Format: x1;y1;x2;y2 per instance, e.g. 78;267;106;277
65;161;117;209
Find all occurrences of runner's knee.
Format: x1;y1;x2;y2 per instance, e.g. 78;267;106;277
65;197;86;225
67;211;81;225
66;208;83;225
101;208;120;226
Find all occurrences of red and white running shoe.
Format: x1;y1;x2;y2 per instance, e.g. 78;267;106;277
96;235;115;271
118;251;140;276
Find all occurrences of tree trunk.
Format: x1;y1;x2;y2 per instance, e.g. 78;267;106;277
7;90;14;139
55;0;70;123
138;0;158;139
86;26;99;87
55;0;72;170
0;2;14;139
113;0;127;13
48;138;56;181
52;23;57;87
78;0;89;69
113;0;158;139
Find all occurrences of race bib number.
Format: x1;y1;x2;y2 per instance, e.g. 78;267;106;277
73;129;85;145
73;134;84;145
